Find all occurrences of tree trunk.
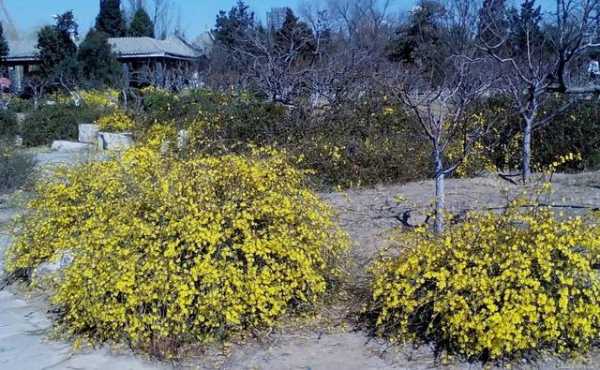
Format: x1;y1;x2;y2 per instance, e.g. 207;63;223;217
433;147;445;234
522;117;533;183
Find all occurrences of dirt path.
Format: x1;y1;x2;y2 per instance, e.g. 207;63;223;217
324;172;600;262
2;147;599;369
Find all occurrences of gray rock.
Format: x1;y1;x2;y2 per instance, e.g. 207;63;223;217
177;129;189;150
160;139;172;154
15;113;28;129
78;123;99;143
50;140;93;152
31;250;73;282
97;132;134;151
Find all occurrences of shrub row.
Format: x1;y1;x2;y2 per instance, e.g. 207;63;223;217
21;103;110;146
475;96;600;172
5;132;600;362
136;88;431;189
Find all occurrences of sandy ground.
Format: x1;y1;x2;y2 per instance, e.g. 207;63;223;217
1;146;599;370
323;171;600;264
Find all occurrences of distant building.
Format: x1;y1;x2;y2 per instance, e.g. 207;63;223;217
589;60;600;79
267;7;288;31
4;36;205;91
192;31;214;55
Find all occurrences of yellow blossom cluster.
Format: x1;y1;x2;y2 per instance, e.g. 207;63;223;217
96;110;135;132
80;89;119;109
369;203;600;360
5;147;348;352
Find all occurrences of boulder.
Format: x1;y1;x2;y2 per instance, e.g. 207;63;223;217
177;129;190;150
78;123;99;143
15;113;28;128
97;132;134;151
31;250;74;283
51;140;92;152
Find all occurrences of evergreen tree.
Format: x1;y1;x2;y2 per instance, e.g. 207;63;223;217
78;29;121;87
96;0;126;37
0;22;9;61
478;0;509;46
386;0;446;64
275;8;315;58
213;1;255;49
128;7;154;37
508;0;543;54
37;11;79;80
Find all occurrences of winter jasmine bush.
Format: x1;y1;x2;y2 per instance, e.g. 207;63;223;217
368;202;600;361
5;146;349;354
96;110;135;132
80;89;119;109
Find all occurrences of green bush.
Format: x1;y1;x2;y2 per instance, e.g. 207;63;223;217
474;96;600;172
282;103;430;189
0;140;37;194
139;88;431;189
368;202;600;361
535;99;600;170
0;110;18;139
21;103;106;147
7;97;34;113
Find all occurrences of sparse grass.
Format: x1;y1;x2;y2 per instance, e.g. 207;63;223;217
0;140;37;195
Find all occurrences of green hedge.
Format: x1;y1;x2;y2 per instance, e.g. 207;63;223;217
21;104;106;147
0;140;36;194
0;110;18;139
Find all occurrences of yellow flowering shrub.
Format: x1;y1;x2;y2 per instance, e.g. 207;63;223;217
369;203;600;360
80;89;119;109
5;147;348;352
96;110;135;132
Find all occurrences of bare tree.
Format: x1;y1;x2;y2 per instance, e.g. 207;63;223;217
227;28;314;104
152;0;175;39
125;0;174;38
24;77;49;110
479;0;600;182
326;0;394;48
134;62;198;91
384;56;493;233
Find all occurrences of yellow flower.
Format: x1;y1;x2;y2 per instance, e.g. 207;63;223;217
368;199;600;360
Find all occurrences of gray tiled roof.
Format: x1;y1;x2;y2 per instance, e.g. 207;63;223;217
6;39;38;60
108;36;201;59
6;36;202;61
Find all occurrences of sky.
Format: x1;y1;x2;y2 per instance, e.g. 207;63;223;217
4;0;412;40
6;0;556;40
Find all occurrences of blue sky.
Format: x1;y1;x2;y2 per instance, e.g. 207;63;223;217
8;1;314;39
8;0;555;40
5;0;413;39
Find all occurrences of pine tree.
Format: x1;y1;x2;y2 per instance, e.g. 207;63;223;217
37;11;79;80
213;1;255;49
478;0;509;46
128;7;154;37
96;0;126;37
509;0;543;54
275;8;315;59
78;29;121;87
386;0;446;64
0;22;9;61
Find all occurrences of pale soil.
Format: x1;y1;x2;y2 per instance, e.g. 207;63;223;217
1;147;599;370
